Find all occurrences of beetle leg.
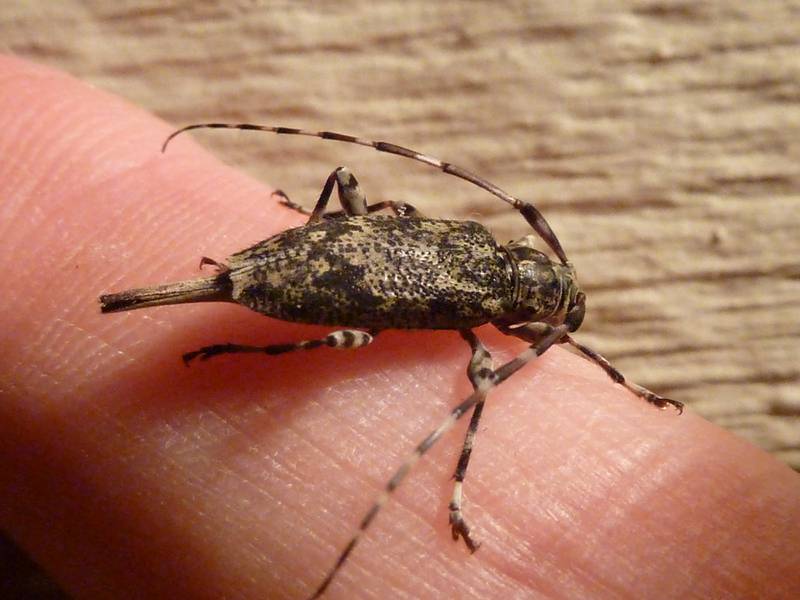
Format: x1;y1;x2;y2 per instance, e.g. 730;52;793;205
300;167;368;224
182;329;374;364
495;321;555;345
333;167;369;215
307;324;568;600
275;187;423;221
198;256;230;274
369;200;423;218
563;336;683;413
273;167;368;225
449;329;494;553
498;323;683;413
322;200;423;220
275;174;423;222
271;189;311;215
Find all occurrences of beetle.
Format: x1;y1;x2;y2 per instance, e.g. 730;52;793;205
99;123;683;598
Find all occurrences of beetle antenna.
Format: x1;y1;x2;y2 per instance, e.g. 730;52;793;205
162;123;569;264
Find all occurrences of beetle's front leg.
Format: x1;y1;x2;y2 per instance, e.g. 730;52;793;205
494;321;558;347
183;329;375;364
563;336;683;412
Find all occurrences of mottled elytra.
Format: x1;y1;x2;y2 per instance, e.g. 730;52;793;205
100;123;683;599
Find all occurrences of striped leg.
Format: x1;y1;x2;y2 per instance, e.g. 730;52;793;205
498;324;683;413
182;329;374;365
449;330;494;553
307;324;568;600
273;189;422;219
332;199;423;218
564;336;683;412
303;167;368;224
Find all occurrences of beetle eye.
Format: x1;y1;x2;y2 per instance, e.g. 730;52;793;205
565;292;586;332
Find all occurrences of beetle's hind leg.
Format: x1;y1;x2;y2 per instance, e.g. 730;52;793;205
449;329;494;552
183;329;375;364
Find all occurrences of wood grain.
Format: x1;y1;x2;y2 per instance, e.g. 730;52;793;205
3;1;798;472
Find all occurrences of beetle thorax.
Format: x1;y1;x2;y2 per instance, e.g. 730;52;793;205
500;236;584;330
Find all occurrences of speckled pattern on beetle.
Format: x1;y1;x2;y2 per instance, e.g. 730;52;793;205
99;122;684;600
234;215;568;330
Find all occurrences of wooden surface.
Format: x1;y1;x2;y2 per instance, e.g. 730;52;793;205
3;1;798;473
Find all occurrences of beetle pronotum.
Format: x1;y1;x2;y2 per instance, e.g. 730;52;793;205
99;124;683;598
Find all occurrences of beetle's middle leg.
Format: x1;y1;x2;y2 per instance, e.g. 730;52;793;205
183;329;375;364
276;166;369;225
448;329;494;553
327;200;423;219
271;189;310;215
274;189;422;220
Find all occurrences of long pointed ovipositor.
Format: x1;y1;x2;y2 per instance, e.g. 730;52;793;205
99;274;233;313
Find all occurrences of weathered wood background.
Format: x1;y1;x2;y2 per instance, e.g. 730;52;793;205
4;3;799;465
3;1;799;596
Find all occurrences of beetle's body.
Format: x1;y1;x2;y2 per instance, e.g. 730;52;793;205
101;215;578;331
233;215;514;329
99;122;681;600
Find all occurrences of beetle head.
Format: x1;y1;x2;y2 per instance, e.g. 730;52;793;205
502;235;585;332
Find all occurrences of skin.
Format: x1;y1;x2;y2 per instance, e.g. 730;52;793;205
1;55;798;600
